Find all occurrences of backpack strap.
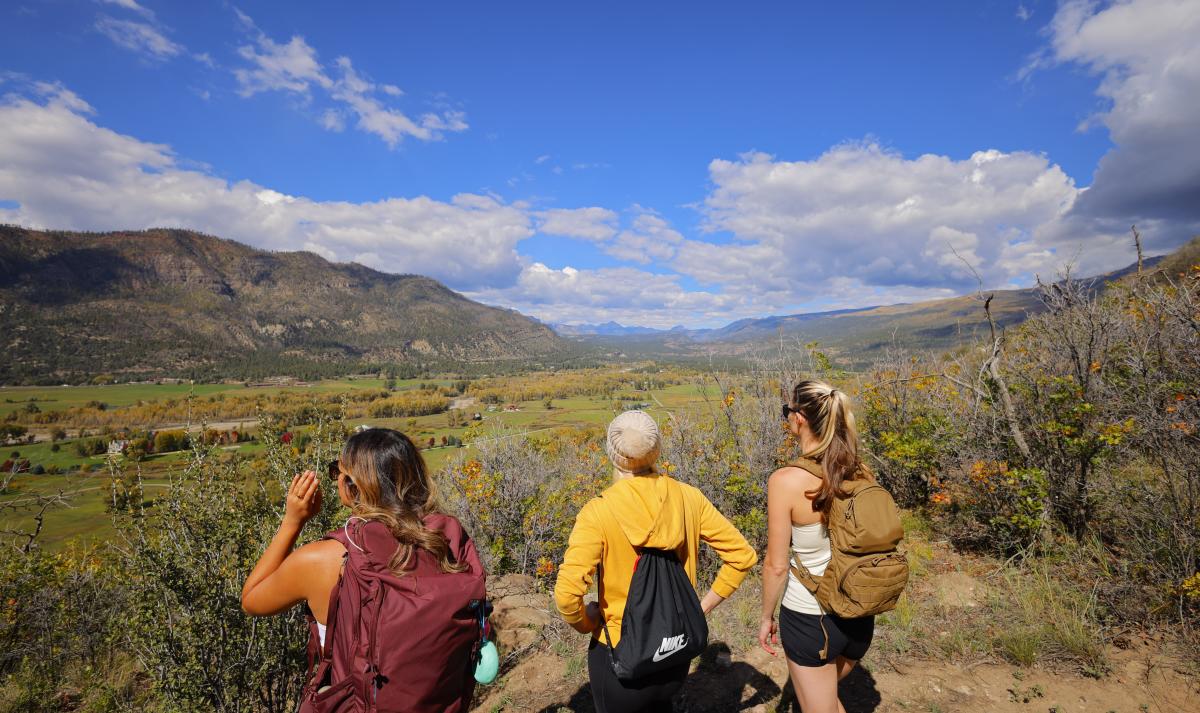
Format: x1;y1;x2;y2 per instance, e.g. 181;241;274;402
593;496;619;663
303;523;363;699
788;550;821;595
788;457;824;477
785;457;824;594
304;555;347;696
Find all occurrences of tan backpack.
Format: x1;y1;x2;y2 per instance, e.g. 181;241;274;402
789;457;909;622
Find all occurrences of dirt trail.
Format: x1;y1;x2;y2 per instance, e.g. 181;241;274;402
474;638;1196;713
471;575;1197;713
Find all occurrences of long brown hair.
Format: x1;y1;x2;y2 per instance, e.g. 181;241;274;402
789;380;871;522
338;428;466;576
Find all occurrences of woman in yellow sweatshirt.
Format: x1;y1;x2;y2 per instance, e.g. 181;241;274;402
554;410;758;713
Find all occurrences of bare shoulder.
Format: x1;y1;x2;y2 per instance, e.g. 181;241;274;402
768;464;821;492
292;538;346;573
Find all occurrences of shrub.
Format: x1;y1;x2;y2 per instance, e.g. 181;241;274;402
440;428;606;578
112;413;350;712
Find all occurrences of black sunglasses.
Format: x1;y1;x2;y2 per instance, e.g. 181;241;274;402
781;404;797;420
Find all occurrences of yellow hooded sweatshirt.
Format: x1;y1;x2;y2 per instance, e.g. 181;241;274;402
553;473;758;647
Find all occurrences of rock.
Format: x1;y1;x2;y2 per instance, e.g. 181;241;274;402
490;573;536;598
488;574;553;655
497;592;549;611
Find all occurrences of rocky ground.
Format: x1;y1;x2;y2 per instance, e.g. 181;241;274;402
472;574;1198;713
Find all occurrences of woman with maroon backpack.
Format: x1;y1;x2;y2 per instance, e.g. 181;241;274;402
241;427;487;712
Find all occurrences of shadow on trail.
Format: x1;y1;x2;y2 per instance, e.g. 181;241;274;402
537;641;881;712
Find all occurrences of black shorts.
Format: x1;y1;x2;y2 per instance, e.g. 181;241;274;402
587;639;687;713
779;608;874;667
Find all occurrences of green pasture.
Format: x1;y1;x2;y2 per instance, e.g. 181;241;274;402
0;377;454;418
3;377;719;551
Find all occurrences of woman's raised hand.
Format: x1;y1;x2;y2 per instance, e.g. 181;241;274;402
284;470;322;527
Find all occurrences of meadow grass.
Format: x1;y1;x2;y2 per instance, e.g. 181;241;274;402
3;379;717;552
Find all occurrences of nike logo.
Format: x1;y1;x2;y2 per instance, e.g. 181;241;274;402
651;634;689;662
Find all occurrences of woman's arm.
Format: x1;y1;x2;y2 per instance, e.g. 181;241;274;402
696;492;758;614
241;470;323;616
553;501;604;633
759;467;800;655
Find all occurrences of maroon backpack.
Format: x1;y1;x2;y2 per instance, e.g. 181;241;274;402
301;515;487;713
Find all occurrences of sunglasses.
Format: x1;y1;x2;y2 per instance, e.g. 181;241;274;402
326;459;343;480
781;404;797;420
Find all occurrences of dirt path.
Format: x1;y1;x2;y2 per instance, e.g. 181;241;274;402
473;639;1197;713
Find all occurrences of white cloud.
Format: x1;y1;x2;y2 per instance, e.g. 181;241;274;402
319;108;345;132
0;87;524;290
1016;3;1032;22
97;0;154;20
1034;0;1200;253
681;143;1086;297
95;15;183;60
328;55;446;148
230;15;467;147
607;212;685;265
467;262;759;328
234;33;331;96
535;207;617;241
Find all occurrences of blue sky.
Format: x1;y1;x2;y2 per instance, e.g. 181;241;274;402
2;0;1198;327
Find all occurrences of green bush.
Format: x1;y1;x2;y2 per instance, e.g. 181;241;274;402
112;413;350;712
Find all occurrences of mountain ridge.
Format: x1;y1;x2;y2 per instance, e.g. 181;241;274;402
0;226;569;383
558;243;1193;366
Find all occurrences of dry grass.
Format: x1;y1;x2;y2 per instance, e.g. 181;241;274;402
873;510;1110;676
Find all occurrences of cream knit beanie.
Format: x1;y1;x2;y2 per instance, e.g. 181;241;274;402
606;410;661;475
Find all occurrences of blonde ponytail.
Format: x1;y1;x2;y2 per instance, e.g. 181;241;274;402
788;380;871;522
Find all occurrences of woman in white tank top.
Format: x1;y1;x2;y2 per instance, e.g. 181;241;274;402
780;522;831;615
758;380;876;713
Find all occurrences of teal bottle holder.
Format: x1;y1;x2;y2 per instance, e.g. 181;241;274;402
474;640;498;684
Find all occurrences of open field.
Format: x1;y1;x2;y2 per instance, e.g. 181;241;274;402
1;376;722;550
0;377;456;420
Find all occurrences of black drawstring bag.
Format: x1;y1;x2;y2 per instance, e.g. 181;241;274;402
597;504;708;681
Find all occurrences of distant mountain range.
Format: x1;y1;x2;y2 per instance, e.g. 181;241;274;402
555;242;1194;367
0;227;568;383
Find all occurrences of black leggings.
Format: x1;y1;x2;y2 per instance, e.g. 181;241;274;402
587;639;687;713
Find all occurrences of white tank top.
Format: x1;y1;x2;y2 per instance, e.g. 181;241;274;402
780;522;831;615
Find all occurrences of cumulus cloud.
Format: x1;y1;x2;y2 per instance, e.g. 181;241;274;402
608;212;685;265
681;143;1082;298
535;207;618;241
231;12;466;147
95;15;183;60
466;262;762;328
1034;0;1200;253
0;87;523;289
